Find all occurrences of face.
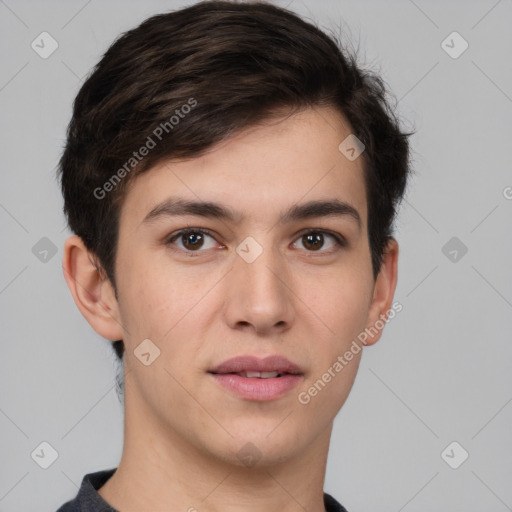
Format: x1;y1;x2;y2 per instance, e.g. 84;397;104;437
95;106;396;467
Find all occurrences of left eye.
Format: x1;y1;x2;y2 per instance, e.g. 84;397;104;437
292;230;344;252
165;228;345;254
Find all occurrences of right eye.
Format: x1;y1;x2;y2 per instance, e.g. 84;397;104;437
165;228;223;254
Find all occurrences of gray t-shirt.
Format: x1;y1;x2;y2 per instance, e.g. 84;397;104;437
56;468;349;512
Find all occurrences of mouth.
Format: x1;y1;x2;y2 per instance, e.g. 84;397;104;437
209;370;299;378
208;355;304;401
208;354;303;375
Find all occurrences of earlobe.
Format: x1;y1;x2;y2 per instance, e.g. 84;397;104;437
363;237;399;346
62;235;124;341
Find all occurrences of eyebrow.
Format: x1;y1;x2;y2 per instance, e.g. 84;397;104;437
142;197;362;230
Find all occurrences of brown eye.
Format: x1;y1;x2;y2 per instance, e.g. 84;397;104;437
181;231;205;250
293;230;345;252
302;232;324;251
166;228;218;253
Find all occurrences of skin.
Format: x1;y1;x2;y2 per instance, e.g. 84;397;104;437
63;106;398;512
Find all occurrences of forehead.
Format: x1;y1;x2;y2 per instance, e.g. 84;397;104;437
119;106;367;230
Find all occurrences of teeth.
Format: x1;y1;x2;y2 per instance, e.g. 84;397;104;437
241;371;281;378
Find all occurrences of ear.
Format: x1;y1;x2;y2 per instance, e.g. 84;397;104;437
363;237;399;346
62;235;124;341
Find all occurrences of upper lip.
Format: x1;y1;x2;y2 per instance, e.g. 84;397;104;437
209;355;303;375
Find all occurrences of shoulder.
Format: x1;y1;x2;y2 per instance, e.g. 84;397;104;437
55;468;118;512
324;491;350;512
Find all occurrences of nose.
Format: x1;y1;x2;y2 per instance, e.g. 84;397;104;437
222;241;295;335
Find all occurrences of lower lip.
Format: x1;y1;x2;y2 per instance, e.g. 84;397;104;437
209;373;303;401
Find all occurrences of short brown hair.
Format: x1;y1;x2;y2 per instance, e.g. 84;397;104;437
58;0;414;361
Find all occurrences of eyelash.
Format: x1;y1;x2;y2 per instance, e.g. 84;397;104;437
164;227;346;256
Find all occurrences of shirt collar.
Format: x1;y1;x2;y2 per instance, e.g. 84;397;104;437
59;468;349;512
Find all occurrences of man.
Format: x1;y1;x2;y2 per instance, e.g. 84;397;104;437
56;1;412;510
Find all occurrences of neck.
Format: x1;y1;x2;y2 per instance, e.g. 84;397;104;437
98;375;332;512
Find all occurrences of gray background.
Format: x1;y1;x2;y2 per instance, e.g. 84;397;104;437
1;0;511;511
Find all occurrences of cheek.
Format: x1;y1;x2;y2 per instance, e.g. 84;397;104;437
300;262;372;414
299;267;372;341
115;253;173;342
296;342;362;428
119;255;216;347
